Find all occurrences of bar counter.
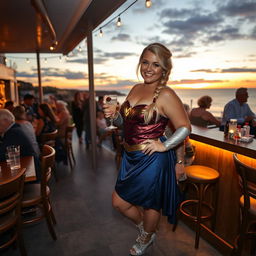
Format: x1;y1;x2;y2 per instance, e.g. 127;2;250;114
189;125;256;254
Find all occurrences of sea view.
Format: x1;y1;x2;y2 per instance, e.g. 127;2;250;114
116;88;256;118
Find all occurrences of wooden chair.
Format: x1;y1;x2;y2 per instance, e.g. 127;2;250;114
233;154;256;256
65;124;76;170
21;145;57;241
40;129;58;148
40;129;58;180
0;171;27;256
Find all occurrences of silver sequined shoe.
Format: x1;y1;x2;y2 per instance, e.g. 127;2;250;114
130;231;156;256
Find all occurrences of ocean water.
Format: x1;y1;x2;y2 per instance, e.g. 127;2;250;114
116;88;256;118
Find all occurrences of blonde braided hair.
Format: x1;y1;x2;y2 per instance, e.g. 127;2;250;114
137;43;173;124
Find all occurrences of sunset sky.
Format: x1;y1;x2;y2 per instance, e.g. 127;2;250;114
6;0;256;92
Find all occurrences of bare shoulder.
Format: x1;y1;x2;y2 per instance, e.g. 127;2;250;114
158;87;180;102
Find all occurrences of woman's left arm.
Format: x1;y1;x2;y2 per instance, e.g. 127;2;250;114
142;88;191;155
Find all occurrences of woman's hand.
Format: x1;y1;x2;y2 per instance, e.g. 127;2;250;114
103;103;117;119
141;139;166;155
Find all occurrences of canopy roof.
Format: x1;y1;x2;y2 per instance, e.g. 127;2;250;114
0;0;127;54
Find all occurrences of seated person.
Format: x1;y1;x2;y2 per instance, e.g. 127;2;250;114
13;105;40;156
22;93;37;122
36;103;57;141
96;110;111;145
4;100;14;112
0;109;40;180
190;95;220;127
55;100;71;143
55;100;71;164
221;87;256;135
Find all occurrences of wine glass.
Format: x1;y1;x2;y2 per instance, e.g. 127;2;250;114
104;95;118;130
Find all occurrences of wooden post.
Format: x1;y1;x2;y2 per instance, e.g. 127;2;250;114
87;28;97;169
36;51;43;103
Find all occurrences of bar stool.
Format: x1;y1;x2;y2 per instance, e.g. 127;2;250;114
179;165;220;249
233;154;256;256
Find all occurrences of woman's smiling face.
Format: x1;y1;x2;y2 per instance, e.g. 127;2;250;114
140;50;163;85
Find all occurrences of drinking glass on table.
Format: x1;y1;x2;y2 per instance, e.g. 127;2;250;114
104;95;118;130
6;145;21;170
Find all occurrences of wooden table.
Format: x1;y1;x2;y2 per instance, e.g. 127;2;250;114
0;156;36;185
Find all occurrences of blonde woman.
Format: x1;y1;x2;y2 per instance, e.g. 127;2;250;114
104;43;191;255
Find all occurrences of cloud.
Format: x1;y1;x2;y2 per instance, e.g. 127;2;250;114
220;1;256;20
100;52;136;60
191;67;256;73
162;14;223;35
111;33;131;42
17;68;87;80
160;8;194;19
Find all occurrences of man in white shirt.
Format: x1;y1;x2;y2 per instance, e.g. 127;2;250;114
221;88;256;135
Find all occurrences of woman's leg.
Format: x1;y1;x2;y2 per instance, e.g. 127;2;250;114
112;191;142;225
143;208;160;233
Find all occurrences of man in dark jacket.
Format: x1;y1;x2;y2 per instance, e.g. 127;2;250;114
0;109;40;179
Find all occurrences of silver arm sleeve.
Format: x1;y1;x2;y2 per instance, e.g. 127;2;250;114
163;126;190;150
112;112;123;126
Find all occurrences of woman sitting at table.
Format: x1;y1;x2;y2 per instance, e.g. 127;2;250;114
189;95;221;127
36;103;57;141
13;105;40;156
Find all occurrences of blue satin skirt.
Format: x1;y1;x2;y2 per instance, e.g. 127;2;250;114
115;138;181;224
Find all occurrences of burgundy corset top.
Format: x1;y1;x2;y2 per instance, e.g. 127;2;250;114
120;100;168;145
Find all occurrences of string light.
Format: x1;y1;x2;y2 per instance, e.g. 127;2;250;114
44;58;47;63
94;0;140;36
145;0;152;8
26;58;30;63
116;16;122;27
78;46;82;52
99;28;103;37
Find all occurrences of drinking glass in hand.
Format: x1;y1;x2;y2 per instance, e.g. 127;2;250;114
104;95;118;130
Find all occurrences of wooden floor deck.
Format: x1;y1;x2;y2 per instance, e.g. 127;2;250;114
3;131;221;256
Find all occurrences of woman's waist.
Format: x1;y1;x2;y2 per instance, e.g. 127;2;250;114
123;137;163;152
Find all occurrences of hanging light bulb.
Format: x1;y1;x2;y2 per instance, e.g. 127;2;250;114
49;45;54;51
78;46;82;52
145;0;152;8
44;58;47;63
26;58;30;63
59;56;62;62
116;16;122;27
99;28;103;37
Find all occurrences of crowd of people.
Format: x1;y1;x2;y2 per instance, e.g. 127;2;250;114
0;94;72;180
